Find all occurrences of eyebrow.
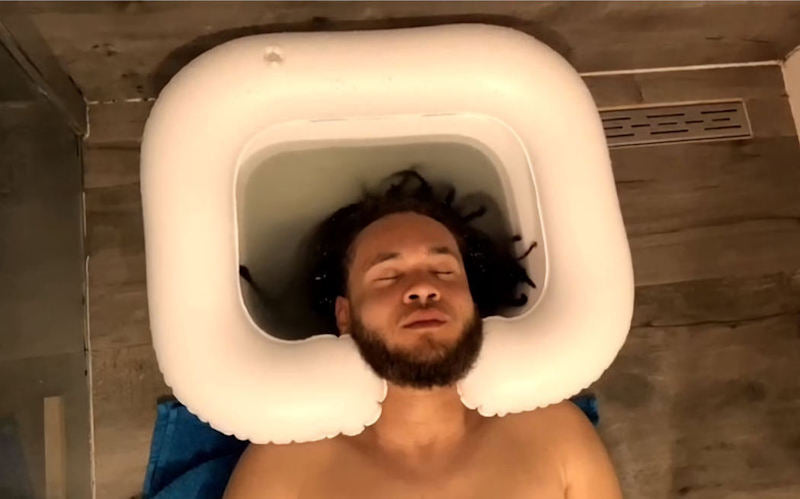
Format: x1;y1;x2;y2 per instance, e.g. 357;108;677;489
364;246;457;272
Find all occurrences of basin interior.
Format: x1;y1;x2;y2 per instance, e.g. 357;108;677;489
236;137;543;340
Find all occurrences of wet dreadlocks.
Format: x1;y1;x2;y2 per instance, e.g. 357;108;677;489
304;168;537;335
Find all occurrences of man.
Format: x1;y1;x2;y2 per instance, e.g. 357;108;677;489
225;170;622;498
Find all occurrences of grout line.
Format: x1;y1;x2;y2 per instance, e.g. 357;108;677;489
83;254;97;499
82;61;783;105
633;310;797;329
77;135;95;498
80;94;90;140
80;191;87;249
85;97;156;105
580;60;781;76
83;103;90;140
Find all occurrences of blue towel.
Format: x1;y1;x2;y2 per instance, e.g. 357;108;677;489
142;400;248;499
142;395;599;498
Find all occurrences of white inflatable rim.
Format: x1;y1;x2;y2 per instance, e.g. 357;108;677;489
140;23;634;444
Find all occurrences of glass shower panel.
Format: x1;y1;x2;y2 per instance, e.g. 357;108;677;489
0;42;91;499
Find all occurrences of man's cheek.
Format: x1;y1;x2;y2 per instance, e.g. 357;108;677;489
358;303;384;332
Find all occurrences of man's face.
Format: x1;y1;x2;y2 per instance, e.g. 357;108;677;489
334;211;483;389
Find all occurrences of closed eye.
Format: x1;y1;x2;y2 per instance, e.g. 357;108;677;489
377;271;452;280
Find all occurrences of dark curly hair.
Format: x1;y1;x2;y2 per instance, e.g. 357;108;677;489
302;168;537;335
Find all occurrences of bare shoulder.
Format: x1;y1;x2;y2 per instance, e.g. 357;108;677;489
509;400;622;499
504;400;622;499
223;438;335;498
504;399;595;439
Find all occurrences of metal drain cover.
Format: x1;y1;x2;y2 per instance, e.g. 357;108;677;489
600;100;751;148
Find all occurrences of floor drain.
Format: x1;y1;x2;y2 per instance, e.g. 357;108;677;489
600;100;751;148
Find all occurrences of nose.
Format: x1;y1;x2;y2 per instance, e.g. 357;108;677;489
403;279;441;306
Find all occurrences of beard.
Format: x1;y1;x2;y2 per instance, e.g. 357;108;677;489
348;306;484;389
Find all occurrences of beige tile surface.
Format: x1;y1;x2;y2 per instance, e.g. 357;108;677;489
592;269;800;497
594;310;800;497
20;2;800;101
91;344;171;499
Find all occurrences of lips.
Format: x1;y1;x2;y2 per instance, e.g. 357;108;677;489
404;319;446;329
401;309;450;328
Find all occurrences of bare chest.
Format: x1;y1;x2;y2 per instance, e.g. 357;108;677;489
296;429;565;499
298;468;563;499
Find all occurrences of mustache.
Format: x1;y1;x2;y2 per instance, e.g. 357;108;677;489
398;303;449;321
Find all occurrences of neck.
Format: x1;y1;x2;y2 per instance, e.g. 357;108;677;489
359;382;484;464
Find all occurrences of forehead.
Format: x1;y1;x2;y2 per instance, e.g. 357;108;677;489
350;212;460;267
